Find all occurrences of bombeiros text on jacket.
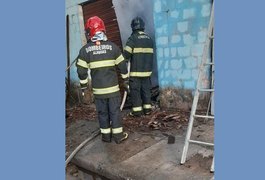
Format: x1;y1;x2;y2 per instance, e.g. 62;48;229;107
86;44;113;55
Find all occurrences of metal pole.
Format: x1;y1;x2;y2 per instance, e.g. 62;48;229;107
66;15;71;100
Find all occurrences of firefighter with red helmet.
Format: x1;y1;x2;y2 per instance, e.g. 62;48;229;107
123;17;154;117
76;16;129;144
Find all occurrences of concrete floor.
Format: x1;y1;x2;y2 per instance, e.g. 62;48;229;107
71;121;214;180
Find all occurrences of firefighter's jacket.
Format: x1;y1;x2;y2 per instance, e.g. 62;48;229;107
123;31;154;77
76;40;128;99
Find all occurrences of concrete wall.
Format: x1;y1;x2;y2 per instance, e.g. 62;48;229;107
153;0;212;90
153;0;213;110
66;0;89;82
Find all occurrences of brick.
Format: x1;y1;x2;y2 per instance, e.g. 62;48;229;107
154;0;162;13
197;56;202;65
171;35;181;44
173;80;182;87
192;0;208;3
165;60;169;69
157;48;164;58
165;71;171;78
171;59;183;70
156;24;168;35
184;80;196;89
170;10;179;18
170;70;178;78
198;29;207;43
191;44;204;56
160;80;169;87
184;57;197;69
178;46;191;57
177;21;188;33
192;69;199;80
178;69;191;80
157;36;168;45
164;48;170;57
171;47;177;57
183;34;194;45
159;71;164;79
201;3;211;17
157;59;163;68
154;12;164;23
183;8;196;19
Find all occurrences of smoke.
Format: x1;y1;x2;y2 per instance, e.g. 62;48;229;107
112;0;155;45
113;0;158;86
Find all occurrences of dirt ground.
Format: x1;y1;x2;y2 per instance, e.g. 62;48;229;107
65;102;214;179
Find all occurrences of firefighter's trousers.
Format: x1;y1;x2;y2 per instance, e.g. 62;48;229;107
129;77;152;115
95;96;123;137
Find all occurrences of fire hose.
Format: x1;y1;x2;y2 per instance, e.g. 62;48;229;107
66;88;128;167
65;129;100;167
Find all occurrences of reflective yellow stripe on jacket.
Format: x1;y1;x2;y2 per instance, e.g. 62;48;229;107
89;60;115;69
130;71;152;77
93;85;120;95
124;46;133;54
115;54;125;65
133;48;153;53
77;58;89;68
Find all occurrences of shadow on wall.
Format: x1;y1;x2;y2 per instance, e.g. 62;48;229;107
113;0;158;87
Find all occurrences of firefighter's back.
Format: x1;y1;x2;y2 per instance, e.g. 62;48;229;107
80;40;122;99
129;31;154;77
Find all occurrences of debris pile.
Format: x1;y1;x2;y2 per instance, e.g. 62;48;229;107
66;105;97;127
123;109;189;132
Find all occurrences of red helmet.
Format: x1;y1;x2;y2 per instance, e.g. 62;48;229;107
85;16;106;38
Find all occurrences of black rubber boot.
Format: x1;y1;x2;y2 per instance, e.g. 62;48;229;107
129;111;142;117
101;133;111;143
143;109;152;115
113;132;129;144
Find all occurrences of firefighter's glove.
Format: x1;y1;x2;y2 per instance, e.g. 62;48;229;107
123;78;130;94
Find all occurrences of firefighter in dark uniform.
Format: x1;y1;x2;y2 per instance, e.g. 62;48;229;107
123;17;154;117
76;16;129;144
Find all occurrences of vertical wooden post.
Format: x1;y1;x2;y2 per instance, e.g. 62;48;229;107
66;15;70;100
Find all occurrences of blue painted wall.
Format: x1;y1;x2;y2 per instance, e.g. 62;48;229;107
66;0;213;91
153;0;212;90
